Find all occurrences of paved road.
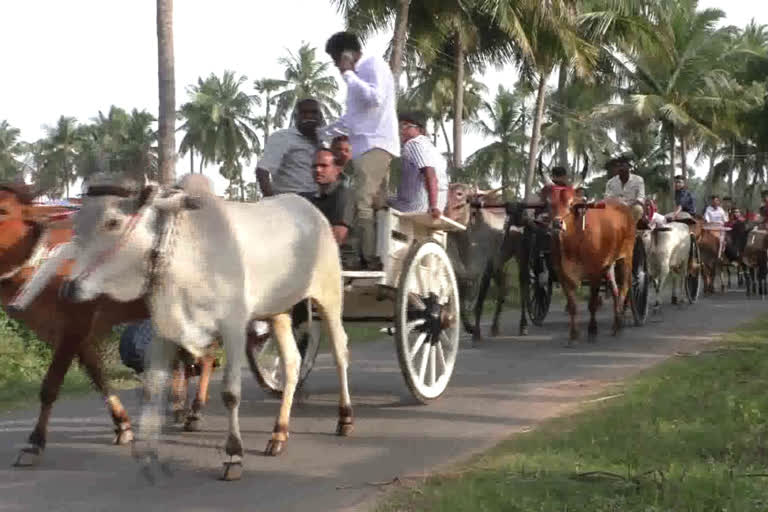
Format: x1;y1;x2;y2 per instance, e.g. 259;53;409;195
1;291;766;512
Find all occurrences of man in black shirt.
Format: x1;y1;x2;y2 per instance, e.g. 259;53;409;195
312;148;354;246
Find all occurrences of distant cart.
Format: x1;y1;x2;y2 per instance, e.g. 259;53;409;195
247;209;466;403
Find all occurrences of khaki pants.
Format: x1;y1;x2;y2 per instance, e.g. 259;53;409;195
353;149;393;264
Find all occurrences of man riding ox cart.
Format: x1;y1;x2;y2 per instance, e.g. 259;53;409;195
541;156;639;344
50;173;353;481
727;190;768;298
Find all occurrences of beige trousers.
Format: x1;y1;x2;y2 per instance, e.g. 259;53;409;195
353;149;393;263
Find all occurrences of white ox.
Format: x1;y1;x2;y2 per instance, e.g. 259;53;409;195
642;222;693;308
59;174;352;481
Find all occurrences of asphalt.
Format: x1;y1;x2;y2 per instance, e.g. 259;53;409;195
1;290;766;512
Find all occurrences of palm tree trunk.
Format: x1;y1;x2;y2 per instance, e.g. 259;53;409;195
704;150;715;200
452;30;464;170
669;125;676;210
680;136;688;180
525;71;549;200
190;149;194;174
440;119;452;161
502;153;510;201
556;62;569;169
729;141;735;198
157;0;176;186
389;0;411;87
264;93;272;143
199;156;204;175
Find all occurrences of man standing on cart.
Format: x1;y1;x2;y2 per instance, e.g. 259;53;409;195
323;31;400;270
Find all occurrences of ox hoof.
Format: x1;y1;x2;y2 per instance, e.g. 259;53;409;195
183;417;203;432
114;428;134;445
336;420;354;437
172;410;187;425
221;460;243;481
13;446;43;467
264;439;286;457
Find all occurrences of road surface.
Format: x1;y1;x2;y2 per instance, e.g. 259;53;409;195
1;291;766;512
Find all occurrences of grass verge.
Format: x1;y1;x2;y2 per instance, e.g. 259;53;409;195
0;311;137;413
378;317;768;512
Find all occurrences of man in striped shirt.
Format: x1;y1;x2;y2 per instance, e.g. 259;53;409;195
389;111;448;219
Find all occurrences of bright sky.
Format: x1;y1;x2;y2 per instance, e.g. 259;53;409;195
1;0;765;194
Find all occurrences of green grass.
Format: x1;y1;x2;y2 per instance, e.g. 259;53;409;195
0;311;137;413
378;318;768;512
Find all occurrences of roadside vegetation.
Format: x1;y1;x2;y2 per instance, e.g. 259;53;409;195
0;311;135;412
379;317;768;512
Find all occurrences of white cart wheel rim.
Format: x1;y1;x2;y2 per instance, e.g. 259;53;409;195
398;241;460;400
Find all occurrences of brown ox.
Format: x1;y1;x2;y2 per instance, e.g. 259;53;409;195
0;184;215;466
443;184;522;344
546;186;636;343
697;224;729;294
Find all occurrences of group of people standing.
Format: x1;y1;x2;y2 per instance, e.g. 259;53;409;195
254;31;448;270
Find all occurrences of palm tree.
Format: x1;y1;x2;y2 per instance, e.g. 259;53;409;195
465;86;530;198
253;78;286;142
274;43;341;126
157;0;175;185
41;116;81;198
0;120;24;181
597;1;758;206
178;71;260;200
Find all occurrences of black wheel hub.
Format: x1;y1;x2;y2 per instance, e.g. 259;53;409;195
409;293;443;343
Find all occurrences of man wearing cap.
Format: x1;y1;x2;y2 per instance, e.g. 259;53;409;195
323;31;399;270
604;156;645;221
389;111;448;219
256;98;325;199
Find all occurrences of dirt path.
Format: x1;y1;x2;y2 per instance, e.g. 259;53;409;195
0;292;765;512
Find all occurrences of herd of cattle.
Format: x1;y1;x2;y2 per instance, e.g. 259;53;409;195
0;172;766;482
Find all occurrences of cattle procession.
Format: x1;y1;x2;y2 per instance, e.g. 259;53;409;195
2;22;768;497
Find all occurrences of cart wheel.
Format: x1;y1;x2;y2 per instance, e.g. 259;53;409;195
395;239;460;404
246;301;322;396
685;235;703;304
525;232;553;326
630;236;650;326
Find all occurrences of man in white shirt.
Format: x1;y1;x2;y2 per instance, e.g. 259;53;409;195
389;111;448;218
324;31;399;270
704;195;728;225
604;155;645;222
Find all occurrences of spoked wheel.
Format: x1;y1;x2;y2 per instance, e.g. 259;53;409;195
246;300;322;395
685;236;703;304
525;232;553;327
630;237;650;326
395;240;460;404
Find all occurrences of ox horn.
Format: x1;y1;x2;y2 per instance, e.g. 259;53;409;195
538;153;554;186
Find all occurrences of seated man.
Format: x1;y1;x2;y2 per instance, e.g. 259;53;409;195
331;135;354;180
604;155;645;222
574;186;588;204
667;175;696;221
388;111;448;219
704;195;728;225
256;98;324;199
551;166;569;187
311;148;354;246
